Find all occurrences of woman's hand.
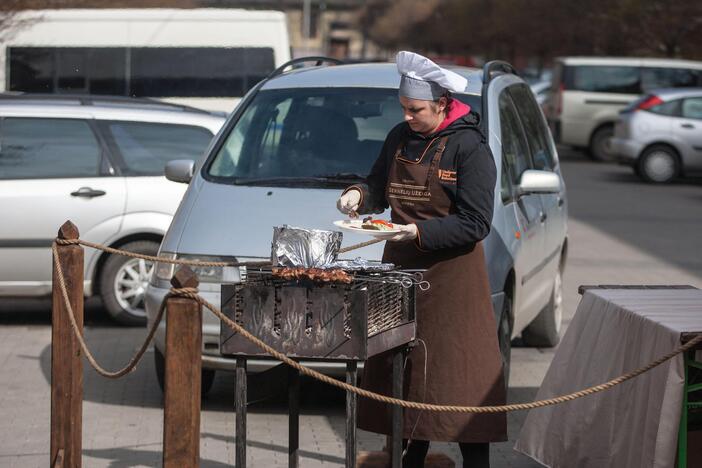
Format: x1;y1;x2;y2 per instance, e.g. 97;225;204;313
387;223;418;242
337;189;361;216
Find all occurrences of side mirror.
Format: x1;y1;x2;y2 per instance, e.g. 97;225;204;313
517;170;561;196
165;160;195;184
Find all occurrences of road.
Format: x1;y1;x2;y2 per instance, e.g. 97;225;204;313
1;148;700;467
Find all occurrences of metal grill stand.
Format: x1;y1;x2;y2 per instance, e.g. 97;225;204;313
221;273;417;468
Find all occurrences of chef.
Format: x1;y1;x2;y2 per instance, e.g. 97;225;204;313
337;51;506;467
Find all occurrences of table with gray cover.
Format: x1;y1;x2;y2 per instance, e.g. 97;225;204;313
515;286;702;468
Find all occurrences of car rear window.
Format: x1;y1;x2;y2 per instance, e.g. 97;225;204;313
105;121;214;175
206;87;481;185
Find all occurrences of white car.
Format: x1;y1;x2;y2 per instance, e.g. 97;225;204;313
0;94;225;324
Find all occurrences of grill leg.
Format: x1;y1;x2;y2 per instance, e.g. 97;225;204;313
289;366;300;468
392;350;403;468
346;361;358;468
235;357;247;468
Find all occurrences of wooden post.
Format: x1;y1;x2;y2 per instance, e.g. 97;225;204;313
346;361;358;468
235;357;247;468
288;366;300;468
163;266;202;468
51;221;83;468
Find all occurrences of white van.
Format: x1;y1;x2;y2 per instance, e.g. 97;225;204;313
1;9;291;113
545;57;702;160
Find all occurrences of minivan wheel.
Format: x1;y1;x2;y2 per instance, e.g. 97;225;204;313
588;126;615;162
522;270;563;347
498;295;513;390
637;145;680;183
99;240;159;326
154;347;216;396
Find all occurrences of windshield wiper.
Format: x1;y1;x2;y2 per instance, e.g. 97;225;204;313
312;172;366;182
232;176;359;187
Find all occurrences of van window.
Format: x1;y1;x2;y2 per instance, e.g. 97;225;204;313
105;121;214;175
9;46;274;98
499;91;531;191
508;84;555;170
0;118;101;179
682;98;702;120
207;88;481;185
641;68;702;91
565;65;641;94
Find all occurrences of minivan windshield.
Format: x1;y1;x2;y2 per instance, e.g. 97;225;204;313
206;87;480;187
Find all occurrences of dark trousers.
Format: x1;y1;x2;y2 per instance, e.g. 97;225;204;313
402;439;489;468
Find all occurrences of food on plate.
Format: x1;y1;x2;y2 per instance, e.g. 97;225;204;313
271;267;353;284
361;217;394;231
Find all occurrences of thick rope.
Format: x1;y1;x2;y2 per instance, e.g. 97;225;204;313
173;288;702;414
56;237;384;267
52;242;169;378
53;238;702;412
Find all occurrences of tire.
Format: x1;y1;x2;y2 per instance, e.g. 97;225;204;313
636;145;680;183
99;240;160;326
522;269;563;347
588;126;615;162
154;347;216;396
498;294;513;390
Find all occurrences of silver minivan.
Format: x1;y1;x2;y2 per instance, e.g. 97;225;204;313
145;60;568;391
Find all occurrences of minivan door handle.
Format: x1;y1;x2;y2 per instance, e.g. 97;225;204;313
557;197;564;207
540;212;547;223
71;187;106;198
681;123;695;129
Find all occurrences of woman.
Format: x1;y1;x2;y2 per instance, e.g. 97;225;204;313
336;51;506;468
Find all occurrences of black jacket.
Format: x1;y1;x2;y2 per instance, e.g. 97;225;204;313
351;112;497;251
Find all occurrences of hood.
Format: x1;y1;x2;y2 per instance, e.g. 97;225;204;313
168;180;386;261
435;99;471;133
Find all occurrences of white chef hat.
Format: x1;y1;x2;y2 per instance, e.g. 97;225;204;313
396;51;468;101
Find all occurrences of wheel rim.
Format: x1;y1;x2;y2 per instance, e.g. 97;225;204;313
644;151;676;182
113;258;154;318
553;271;563;334
595;131;614;160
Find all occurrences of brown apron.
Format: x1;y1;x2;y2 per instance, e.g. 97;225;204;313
357;136;507;443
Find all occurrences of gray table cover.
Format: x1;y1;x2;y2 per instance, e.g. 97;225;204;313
515;287;702;468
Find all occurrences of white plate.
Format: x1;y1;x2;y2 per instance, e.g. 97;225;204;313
333;219;400;237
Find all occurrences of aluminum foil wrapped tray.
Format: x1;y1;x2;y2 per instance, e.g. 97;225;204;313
271;225;395;271
272;225;342;268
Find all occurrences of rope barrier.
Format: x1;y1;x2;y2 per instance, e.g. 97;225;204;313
55;237;384;267
52;238;702;412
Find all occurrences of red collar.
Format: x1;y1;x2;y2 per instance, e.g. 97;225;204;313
435;99;470;132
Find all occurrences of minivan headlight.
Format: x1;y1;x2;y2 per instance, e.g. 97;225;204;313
152;252;242;285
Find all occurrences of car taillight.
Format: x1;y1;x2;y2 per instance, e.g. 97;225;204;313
636;95;663;111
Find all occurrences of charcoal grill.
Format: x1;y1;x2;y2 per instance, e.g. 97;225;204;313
220;268;421;468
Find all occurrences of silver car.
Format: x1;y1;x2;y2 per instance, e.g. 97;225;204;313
611;88;702;183
0;94;225;324
146;60;568;392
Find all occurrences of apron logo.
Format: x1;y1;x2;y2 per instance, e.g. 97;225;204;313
438;169;457;183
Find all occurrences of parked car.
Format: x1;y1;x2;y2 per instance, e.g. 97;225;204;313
545;57;702;161
611;88;702;183
145;58;568;392
0;94;225;324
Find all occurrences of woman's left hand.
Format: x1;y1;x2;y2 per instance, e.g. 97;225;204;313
388;223;418;242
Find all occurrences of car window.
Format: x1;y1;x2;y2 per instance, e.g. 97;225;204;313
682;98;702;120
0;117;101;179
207;87;481;183
649;99;682;117
508;84;555;171
641;68;702;92
499;91;531;196
106;121;214;175
566;65;641;94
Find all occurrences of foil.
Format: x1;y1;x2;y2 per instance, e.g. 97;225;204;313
272;225;342;268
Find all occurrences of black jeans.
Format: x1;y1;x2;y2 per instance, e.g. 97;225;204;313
402;439;489;468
